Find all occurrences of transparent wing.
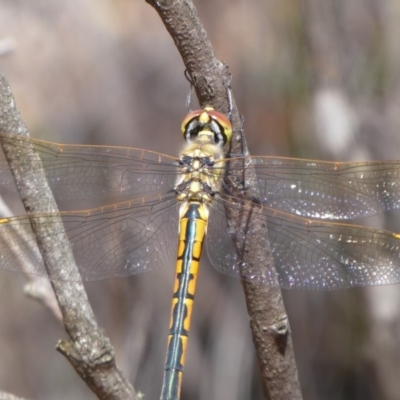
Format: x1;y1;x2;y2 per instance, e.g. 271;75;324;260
2;133;400;220
0;194;179;281
4;132;400;287
0;133;179;204
207;197;400;290
226;156;400;220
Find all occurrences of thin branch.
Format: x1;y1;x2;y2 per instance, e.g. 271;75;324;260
0;69;137;400
146;1;303;399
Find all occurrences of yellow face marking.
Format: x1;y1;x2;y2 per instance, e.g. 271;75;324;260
0;218;9;224
198;111;210;124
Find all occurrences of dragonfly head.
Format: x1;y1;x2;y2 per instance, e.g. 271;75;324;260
181;106;232;146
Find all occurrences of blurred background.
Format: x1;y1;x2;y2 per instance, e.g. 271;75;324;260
1;0;400;399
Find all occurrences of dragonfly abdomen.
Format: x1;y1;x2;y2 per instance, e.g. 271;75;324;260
161;201;208;400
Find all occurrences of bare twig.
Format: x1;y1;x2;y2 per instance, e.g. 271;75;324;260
146;1;302;399
0;69;137;400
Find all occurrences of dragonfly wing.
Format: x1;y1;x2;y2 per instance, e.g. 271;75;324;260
206;200;274;284
265;207;400;290
206;202;240;278
0;194;179;281
207;198;400;290
0;133;179;204
247;157;400;220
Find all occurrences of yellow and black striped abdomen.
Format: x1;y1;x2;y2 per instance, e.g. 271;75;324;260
160;201;208;400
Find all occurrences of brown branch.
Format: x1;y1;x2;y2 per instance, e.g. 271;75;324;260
0;69;137;400
145;0;232;115
146;1;303;399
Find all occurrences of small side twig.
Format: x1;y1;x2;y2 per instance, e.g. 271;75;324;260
0;69;137;400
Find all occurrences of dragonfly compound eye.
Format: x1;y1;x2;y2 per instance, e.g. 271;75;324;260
206;108;232;145
181;106;233;145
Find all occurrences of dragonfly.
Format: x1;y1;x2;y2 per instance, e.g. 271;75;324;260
2;107;400;400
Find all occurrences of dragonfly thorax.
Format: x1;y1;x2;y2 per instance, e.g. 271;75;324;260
175;106;232;204
175;141;224;204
